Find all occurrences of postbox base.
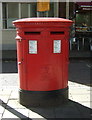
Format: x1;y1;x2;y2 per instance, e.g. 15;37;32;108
19;87;68;108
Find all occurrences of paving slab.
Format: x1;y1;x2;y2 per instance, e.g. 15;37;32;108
69;83;90;89
0;90;11;103
9;90;19;100
69;93;73;100
69;89;90;95
74;102;91;118
29;110;45;119
0;114;2;119
29;107;55;119
2;109;19;119
54;101;82;118
0;72;91;119
15;109;29;118
0;73;18;87
2;106;29;119
0;106;4;114
1;118;20;120
6;99;26;109
79;101;91;108
71;94;90;102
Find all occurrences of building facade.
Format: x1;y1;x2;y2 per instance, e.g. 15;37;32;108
0;0;92;52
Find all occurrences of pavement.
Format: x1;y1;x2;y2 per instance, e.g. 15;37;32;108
0;75;91;119
0;55;92;119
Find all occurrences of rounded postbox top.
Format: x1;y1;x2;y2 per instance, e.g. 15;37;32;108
13;18;73;28
13;18;72;23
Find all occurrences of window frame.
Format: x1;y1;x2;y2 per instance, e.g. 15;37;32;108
2;2;59;30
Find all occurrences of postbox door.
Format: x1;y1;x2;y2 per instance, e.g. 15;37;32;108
24;29;69;91
50;29;69;89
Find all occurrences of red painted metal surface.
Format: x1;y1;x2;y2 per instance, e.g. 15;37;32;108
13;18;73;91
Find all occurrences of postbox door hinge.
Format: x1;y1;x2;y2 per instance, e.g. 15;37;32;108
19;39;22;42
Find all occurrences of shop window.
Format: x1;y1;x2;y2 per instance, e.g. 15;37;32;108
3;3;7;29
2;2;58;29
21;3;29;18
2;3;37;29
8;3;19;29
48;2;54;17
3;3;19;29
29;3;37;17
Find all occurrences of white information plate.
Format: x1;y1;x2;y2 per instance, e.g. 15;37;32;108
29;40;37;54
53;40;61;53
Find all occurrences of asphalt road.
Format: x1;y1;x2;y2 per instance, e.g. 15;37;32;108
0;59;91;87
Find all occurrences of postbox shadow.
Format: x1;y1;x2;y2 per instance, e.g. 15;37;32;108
28;99;91;119
0;99;31;120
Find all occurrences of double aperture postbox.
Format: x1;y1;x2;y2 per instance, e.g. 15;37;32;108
13;18;73;107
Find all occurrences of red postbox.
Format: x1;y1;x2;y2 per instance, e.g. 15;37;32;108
13;18;73;107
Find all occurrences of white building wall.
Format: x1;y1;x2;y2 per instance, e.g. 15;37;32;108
0;1;17;50
0;1;37;50
2;30;16;50
0;0;65;50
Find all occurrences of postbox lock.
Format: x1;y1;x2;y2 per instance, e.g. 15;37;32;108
19;39;22;42
17;39;22;42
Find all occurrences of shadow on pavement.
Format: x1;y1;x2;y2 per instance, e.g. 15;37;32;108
69;59;91;86
28;99;91;119
0;98;91;119
0;99;31;120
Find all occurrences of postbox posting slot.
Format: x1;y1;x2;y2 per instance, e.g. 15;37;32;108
50;31;64;35
25;31;40;35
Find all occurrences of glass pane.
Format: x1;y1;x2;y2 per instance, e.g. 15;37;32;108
21;3;28;18
7;18;16;29
30;3;37;17
8;3;19;18
3;3;7;29
3;3;7;19
78;12;92;26
7;3;18;29
37;2;54;17
48;2;54;17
